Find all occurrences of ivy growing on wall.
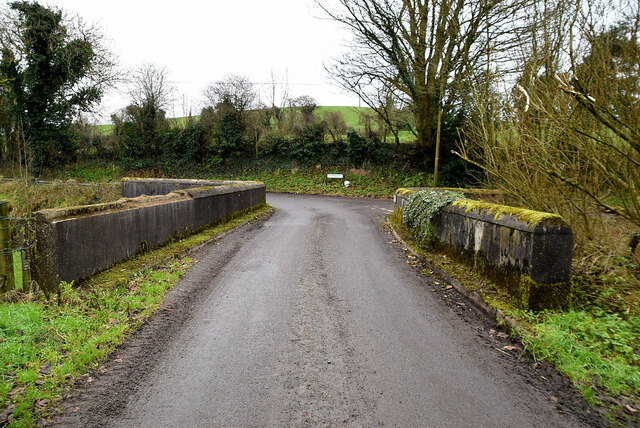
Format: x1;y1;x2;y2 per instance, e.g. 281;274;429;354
402;190;464;247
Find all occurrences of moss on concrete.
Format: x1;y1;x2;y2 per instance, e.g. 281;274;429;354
441;187;505;195
452;199;566;226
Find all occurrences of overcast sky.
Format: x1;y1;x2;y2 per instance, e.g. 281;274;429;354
42;0;359;121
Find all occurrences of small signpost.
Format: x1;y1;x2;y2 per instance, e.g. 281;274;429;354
326;173;349;187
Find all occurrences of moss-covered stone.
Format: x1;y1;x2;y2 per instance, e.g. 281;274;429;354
452;199;566;226
393;190;573;310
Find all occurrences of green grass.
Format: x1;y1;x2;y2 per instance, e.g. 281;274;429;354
523;311;640;398
57;163;123;182
316;106;362;128
316;106;415;143
96;124;113;136
36;161;432;200
0;204;272;426
0;265;187;427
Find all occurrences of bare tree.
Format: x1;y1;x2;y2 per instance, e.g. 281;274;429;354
115;64;173;158
128;64;173;113
323;110;347;142
457;0;640;249
318;0;530;149
263;69;290;110
291;95;318;125
203;74;258;113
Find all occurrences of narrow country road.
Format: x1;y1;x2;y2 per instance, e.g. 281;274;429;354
52;193;598;427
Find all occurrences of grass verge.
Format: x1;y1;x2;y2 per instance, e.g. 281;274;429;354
0;203;272;427
387;209;640;424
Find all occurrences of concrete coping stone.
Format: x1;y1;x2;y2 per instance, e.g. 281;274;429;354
185;182;265;199
120;177;245;186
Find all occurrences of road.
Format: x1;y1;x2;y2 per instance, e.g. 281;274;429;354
52;193;596;427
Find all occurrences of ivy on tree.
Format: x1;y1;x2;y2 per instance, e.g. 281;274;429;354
0;1;115;173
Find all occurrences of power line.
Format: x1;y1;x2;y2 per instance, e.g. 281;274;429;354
165;81;329;86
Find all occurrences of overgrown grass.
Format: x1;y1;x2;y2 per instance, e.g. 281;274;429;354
0;180;121;218
388;210;640;422
0;204;272;426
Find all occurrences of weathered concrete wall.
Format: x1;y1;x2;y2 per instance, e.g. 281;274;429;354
395;188;573;310
121;178;247;198
33;180;265;291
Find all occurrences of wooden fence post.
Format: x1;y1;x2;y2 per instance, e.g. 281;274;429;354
0;201;14;293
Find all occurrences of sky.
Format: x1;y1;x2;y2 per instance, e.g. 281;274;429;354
41;0;359;121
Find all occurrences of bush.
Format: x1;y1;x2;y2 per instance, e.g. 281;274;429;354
347;129;373;166
260;133;290;157
216;109;244;158
161;122;204;164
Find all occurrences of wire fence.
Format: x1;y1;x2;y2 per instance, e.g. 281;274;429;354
0;200;33;294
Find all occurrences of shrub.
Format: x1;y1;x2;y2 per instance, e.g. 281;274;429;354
160;122;204;164
216;109;244;158
347;130;372;166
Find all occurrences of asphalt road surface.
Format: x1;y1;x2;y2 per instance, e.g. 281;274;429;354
52;193;598;427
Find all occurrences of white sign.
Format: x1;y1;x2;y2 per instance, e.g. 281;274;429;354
327;173;344;179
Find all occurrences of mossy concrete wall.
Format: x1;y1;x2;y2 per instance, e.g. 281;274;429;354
33;180;265;291
395;189;573;310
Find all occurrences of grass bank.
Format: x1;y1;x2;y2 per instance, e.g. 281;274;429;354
0;204;272;427
388;209;640;425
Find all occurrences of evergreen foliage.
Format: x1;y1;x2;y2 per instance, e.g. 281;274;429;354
402;189;464;247
0;1;114;173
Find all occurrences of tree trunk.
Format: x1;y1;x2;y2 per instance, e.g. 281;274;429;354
414;93;438;149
